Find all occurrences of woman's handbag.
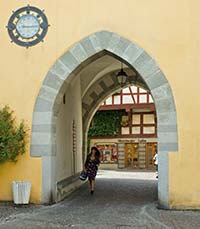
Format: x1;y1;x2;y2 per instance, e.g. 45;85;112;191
79;170;88;181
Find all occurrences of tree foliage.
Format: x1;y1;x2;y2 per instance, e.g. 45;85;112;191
0;106;27;164
88;110;126;137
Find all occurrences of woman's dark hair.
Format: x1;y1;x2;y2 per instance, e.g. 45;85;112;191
91;146;100;159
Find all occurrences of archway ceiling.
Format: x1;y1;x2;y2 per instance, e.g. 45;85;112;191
79;54;149;98
80;54;149;119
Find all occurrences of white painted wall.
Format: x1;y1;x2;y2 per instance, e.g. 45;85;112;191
55;76;83;183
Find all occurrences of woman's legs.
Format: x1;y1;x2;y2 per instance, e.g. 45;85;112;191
88;178;95;194
89;178;92;189
91;179;95;191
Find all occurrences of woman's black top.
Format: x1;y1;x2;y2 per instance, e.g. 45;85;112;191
84;153;100;170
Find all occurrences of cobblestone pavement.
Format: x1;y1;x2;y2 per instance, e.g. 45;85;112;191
0;170;200;228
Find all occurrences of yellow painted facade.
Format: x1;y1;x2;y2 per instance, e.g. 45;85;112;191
0;0;200;207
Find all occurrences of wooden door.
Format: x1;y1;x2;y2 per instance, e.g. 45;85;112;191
146;143;157;169
125;143;138;168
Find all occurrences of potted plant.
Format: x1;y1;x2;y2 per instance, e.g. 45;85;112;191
121;116;129;127
0;105;30;204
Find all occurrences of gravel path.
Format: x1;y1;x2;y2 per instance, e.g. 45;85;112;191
0;202;42;224
0;170;200;228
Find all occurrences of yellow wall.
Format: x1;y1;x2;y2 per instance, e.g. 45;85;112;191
0;155;42;203
1;0;200;207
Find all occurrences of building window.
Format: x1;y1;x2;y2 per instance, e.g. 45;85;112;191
95;143;118;164
123;95;133;104
114;95;121;104
143;126;155;134
121;127;130;135
143;114;155;124
132;114;140;124
105;97;112;105
132;126;141;134
100;85;155;107
139;94;147;103
149;95;154;103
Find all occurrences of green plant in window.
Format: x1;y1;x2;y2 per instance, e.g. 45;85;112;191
121;115;129;127
0;106;28;164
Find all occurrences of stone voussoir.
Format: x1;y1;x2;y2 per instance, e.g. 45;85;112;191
31;132;53;145
146;70;168;90
69;42;88;63
49;60;70;80
157;124;177;133
108;36;130;56
38;85;58;102
122;43;144;65
89;34;102;52
43;71;65;91
159;142;178;151
158;132;178;144
32;124;56;133
155;97;176;113
34;97;54;112
157;111;177;125
32;111;54;125
95;31;113;49
133;51;154;72
107;33;121;52
80;37;97;57
151;83;172;101
60;51;80;72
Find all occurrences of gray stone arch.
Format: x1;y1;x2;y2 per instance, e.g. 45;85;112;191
31;31;178;208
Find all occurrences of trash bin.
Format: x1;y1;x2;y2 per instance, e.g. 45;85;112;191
12;181;32;204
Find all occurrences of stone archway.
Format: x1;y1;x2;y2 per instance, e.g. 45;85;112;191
30;31;178;208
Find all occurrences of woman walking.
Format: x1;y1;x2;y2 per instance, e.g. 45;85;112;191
84;146;100;194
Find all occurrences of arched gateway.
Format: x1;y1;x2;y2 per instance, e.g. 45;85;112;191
30;31;178;208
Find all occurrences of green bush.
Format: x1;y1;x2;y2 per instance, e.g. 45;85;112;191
0;106;27;164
